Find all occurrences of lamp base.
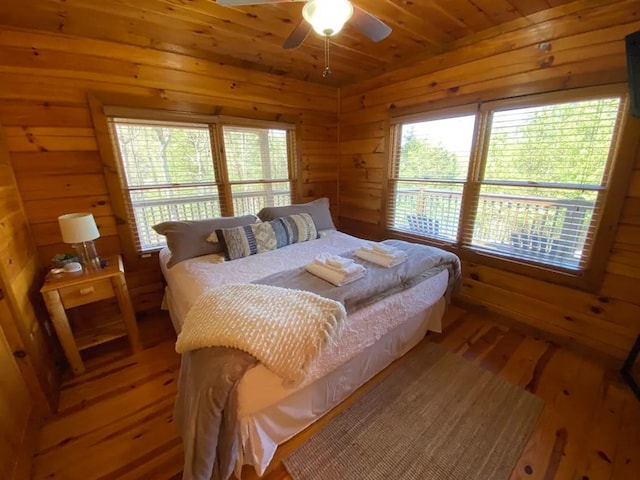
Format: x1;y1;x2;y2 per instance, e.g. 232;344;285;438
71;241;101;270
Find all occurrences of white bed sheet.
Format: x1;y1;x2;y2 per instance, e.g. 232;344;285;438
160;231;449;475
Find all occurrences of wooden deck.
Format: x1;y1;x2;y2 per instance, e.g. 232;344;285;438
31;306;640;480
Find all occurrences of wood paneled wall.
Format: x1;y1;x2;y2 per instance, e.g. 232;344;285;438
0;27;339;312
0;307;30;480
0;125;36;480
338;0;640;362
0;121;58;417
1;0;639;369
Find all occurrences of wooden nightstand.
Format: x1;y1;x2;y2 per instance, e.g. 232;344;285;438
40;255;142;374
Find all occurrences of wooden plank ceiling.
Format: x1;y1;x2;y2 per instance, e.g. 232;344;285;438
0;0;579;86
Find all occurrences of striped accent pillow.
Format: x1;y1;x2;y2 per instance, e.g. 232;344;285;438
216;213;318;260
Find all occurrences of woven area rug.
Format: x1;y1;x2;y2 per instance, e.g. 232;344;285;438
283;341;543;480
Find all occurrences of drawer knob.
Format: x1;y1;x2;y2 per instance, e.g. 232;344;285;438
79;287;95;296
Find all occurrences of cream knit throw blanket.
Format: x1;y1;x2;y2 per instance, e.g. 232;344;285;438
175;283;347;383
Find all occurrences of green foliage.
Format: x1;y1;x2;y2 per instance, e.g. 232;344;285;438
114;123;294;248
398;127;459;180
223;128;289;186
116;125;214;187
484;98;620;199
395;98;619;202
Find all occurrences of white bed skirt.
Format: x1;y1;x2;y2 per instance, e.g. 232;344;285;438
164;285;446;476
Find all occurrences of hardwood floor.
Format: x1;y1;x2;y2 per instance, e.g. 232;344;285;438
31;306;640;480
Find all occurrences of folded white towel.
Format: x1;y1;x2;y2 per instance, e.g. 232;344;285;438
315;253;356;272
306;261;366;287
362;242;404;258
367;242;398;255
313;259;362;276
354;247;408;268
326;256;354;269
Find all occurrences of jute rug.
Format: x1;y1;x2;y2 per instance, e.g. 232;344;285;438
283;341;543;480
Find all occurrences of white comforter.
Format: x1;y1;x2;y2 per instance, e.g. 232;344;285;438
162;231;449;395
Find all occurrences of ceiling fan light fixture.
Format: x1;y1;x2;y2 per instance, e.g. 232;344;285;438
302;0;353;37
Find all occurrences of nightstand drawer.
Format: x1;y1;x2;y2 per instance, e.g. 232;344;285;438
59;279;115;308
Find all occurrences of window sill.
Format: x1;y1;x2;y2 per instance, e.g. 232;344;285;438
138;247;165;256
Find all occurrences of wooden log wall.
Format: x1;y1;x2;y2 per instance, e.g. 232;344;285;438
0;120;58;417
0;27;339;313
0;300;35;480
0;125;37;480
338;0;640;362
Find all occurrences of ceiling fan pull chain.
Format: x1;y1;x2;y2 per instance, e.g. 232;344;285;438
322;35;332;77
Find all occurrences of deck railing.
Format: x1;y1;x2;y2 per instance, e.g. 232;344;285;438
393;188;593;268
131;186;590;268
132;189;291;250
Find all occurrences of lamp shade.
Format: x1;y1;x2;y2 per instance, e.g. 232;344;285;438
58;213;100;243
303;0;353;37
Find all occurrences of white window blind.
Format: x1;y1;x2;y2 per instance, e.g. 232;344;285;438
387;90;625;278
388;114;477;243
467;97;621;270
111;119;221;251
222;126;293;215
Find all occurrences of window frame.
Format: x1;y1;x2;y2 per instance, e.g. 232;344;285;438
386;84;635;291
216;123;298;217
110;118;222;252
386;104;481;246
89;94;300;266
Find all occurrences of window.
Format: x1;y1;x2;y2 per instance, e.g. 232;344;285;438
388;86;628;284
389;111;476;243
222;126;293;216
471;98;619;270
109;116;297;251
112;120;221;250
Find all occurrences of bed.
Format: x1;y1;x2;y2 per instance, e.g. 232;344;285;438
153;198;460;480
159;226;459;480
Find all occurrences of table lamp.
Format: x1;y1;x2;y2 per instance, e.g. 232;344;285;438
58;213;101;269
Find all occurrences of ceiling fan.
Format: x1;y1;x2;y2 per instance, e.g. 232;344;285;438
215;0;392;50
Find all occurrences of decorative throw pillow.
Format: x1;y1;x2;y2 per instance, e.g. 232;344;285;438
216;213;318;260
152;214;259;268
256;197;335;232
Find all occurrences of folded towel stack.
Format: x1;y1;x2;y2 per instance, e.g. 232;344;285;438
354;242;408;268
306;253;366;286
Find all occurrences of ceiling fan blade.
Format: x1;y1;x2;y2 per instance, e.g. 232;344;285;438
350;5;392;42
216;0;303;6
283;19;312;49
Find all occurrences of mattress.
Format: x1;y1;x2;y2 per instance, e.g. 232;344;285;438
160;231;449;475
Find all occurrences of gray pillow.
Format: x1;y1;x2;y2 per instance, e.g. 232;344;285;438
153;215;258;267
257;198;335;231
